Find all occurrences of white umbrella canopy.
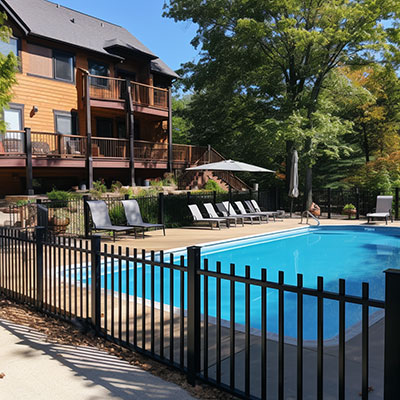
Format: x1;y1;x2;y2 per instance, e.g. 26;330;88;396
186;159;275;173
186;159;275;215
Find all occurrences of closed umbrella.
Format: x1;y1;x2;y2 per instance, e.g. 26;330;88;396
288;150;299;217
187;159;275;214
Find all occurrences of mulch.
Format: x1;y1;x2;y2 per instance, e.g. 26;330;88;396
0;295;238;399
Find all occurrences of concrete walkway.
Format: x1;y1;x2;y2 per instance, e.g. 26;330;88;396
0;319;195;400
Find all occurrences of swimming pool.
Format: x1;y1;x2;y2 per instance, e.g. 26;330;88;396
100;226;398;341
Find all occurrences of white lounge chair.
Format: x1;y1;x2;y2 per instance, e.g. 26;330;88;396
221;201;261;224
188;204;229;229
244;200;278;221
204;203;241;227
248;199;284;219
367;196;393;225
235;201;269;222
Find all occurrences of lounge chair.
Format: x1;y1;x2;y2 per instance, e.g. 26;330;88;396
220;201;261;224
204;203;242;227
248;199;284;219
188;204;229;229
122;199;165;238
244;200;278;221
366;195;393;225
87;200;134;241
235;201;269;222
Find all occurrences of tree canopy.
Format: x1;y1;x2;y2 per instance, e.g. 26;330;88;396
0;12;18;133
165;0;400;202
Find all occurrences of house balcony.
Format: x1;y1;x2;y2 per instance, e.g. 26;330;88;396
0;131;207;169
87;74;169;118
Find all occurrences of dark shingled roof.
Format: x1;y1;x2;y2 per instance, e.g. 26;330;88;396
2;0;179;78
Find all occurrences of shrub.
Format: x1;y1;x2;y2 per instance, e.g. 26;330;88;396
46;189;71;208
203;179;227;193
108;203;126;225
343;203;356;211
119;187;134;198
93;179;107;193
111;181;123;192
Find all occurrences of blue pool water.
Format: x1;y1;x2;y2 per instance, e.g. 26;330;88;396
99;226;399;340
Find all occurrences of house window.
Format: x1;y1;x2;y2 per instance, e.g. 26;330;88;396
54;51;74;82
54;111;78;135
88;60;109;87
27;44;53;78
27;43;75;82
0;37;18;57
96;118;113;137
2;104;24;151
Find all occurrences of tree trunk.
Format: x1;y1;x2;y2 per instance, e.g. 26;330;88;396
305;165;313;209
285;140;294;193
362;124;370;163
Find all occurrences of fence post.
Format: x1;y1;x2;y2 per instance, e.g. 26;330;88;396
187;246;201;386
83;195;90;238
158;192;165;225
355;188;360;220
384;269;400;399
229;186;232;204
91;235;101;331
35;226;45;308
327;188;331;219
213;190;217;205
395;188;399;221
187;191;191;205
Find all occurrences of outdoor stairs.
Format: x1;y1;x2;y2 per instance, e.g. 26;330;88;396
177;146;250;191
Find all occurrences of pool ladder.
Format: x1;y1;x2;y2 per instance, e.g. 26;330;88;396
300;210;321;226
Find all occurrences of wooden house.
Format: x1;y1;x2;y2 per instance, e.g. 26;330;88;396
0;0;214;196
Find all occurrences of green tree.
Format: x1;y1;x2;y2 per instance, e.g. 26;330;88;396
172;94;193;144
164;0;400;206
0;12;18;132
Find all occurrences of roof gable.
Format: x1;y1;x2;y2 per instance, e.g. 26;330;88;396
1;0;179;78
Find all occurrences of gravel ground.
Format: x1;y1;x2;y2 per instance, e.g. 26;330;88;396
0;296;238;400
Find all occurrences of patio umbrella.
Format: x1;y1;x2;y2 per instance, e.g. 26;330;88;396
186;159;275;213
288;150;299;217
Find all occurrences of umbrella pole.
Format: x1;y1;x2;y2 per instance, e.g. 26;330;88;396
290;198;293;218
228;185;232;215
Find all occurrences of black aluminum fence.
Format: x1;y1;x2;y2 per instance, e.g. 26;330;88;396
1;226;400;399
4;188;400;238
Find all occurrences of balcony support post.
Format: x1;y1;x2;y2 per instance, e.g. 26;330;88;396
24;127;34;195
167;87;173;172
85;72;93;190
126;80;136;186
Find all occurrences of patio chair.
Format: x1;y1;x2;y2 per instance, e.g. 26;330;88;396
204;202;242;227
235;201;269;222
122;199;165;238
244;200;278;222
366;195;393;225
188;204;228;229
249;199;284;219
87;200;134;241
221;201;261;224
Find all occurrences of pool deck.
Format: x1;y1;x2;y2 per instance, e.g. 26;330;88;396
100;216;400;253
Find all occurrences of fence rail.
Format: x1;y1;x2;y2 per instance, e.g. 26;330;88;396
0;226;396;399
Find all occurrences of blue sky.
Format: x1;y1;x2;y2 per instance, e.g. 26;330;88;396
56;0;198;71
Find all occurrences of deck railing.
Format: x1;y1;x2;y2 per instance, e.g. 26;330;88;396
0;226;396;399
2;130;206;164
87;74;169;111
88;75;126;101
0;130;25;155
